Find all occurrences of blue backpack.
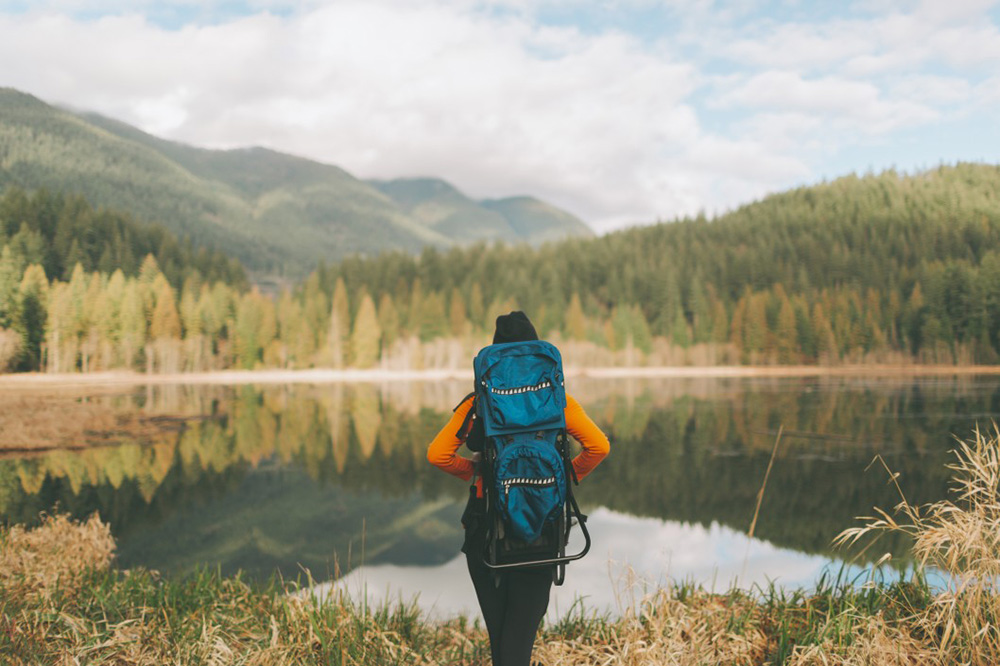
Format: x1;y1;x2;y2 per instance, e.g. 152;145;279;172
470;340;591;583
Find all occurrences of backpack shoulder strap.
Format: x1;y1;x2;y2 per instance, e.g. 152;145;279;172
454;392;477;440
453;391;475;412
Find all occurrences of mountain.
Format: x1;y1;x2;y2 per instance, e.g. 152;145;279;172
370;178;518;242
370;177;593;245
481;195;594;244
0;88;592;275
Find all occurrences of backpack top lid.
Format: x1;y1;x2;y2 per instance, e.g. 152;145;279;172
473;340;566;437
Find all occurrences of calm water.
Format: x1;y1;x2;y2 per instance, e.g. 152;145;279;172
2;375;997;617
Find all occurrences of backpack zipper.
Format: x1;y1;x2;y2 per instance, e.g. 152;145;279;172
490;380;552;396
502;476;557;497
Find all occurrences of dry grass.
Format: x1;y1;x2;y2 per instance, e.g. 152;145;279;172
835;423;1000;665
786;615;941;666
8;426;1000;664
0;514;488;666
0;512;115;601
534;589;767;665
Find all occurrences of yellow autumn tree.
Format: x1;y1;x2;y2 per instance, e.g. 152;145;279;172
351;290;381;368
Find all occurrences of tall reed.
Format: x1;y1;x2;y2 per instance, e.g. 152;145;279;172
834;423;1000;664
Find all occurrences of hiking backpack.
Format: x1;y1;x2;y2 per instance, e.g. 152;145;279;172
467;340;591;584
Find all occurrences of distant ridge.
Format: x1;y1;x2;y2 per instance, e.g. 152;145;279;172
481;196;594;244
0;88;593;275
369;177;519;242
370;177;594;245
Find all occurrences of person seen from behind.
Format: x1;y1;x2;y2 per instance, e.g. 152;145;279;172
427;311;610;666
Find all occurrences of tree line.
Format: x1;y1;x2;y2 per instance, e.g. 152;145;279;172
0;188;246;288
2;163;1000;373
314;162;1000;366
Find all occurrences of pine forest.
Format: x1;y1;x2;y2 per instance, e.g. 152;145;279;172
2;162;1000;374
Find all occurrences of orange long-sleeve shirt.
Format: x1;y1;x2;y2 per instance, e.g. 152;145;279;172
427;393;610;496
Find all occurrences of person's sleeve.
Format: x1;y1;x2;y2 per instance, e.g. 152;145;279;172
564;393;610;480
426;395;476;481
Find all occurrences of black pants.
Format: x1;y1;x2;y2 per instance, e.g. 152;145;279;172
466;552;552;666
462;494;553;666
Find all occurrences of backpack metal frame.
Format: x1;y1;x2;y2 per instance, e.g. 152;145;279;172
480;431;592;585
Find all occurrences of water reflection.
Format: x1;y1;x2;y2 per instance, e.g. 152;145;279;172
321;508;857;621
0;375;997;591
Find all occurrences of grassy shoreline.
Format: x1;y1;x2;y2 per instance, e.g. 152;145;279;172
4;430;1000;664
0;513;935;666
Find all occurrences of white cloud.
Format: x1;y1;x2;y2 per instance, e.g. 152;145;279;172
734;112;825;151
714;4;1000;77
0;0;302;16
720;71;940;134
724;21;875;71
0;0;997;231
889;75;972;106
721;71;881;114
973;75;1000;108
1;2;713;226
914;0;998;23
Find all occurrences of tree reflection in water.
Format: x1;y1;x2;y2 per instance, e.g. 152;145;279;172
1;375;997;582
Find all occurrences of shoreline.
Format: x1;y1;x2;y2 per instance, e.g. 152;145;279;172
2;363;1000;387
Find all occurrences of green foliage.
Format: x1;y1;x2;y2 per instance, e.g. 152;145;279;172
0;186;253;372
350;290;381;368
0;187;246;290
317;163;1000;364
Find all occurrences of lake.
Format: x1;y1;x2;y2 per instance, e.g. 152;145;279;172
1;374;996;619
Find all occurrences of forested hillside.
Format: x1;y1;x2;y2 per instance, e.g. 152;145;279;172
0;88;591;275
318;162;1000;366
0;188;246;371
2;162;999;375
0;188;245;287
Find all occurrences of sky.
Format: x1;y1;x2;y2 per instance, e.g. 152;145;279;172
0;0;998;233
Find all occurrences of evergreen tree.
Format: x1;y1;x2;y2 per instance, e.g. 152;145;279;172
468;282;485;333
377;292;400;349
351;291;381;368
234;290;266;369
0;245;21;330
150;279;181;340
179;275;202;338
45;282;74;372
325;278;350;368
276;290;305;368
17;264;48;371
812;303;837;364
565;293;587;341
448;287;467;337
301;273;328;357
776;292;798;364
417;291;448;342
669;306;691;348
119;280;146;369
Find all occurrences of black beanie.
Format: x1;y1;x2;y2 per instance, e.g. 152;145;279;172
493;311;538;344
